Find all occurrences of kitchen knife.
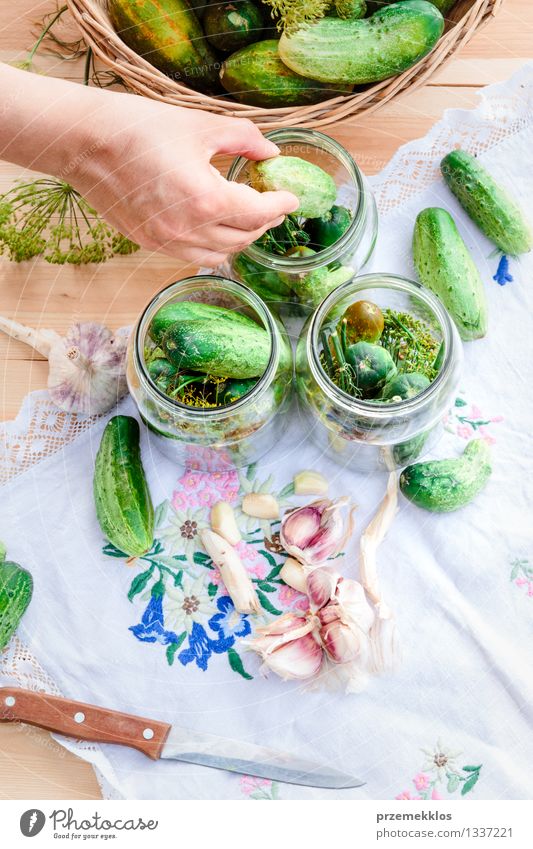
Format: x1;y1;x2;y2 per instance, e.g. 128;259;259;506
0;687;363;790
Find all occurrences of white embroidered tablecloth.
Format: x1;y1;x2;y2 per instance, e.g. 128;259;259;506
1;67;533;801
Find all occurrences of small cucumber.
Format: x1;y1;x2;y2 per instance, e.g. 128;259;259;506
93;416;154;557
441;149;532;256
305;205;353;250
232;252;291;301
220;40;352;108
250;156;337;219
292;263;354;309
204;1;264;53
400;438;491;512
369;1;455;13
278;1;444;85
147;357;177;383
0;545;33;651
162;319;271;378
149;300;259;344
413;207;488;341
381;371;430;401
345;341;397;396
222;377;258;404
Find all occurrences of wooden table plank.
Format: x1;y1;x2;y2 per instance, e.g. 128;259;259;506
0;0;531;801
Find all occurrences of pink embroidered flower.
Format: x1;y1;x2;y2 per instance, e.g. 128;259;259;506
431;789;442;800
477;426;496;446
172;491;188;511
515;578;527;587
413;773;430;791
456;424;473;440
396;791;418;800
240;775;272;796
527;583;533;597
210;568;223;587
181;472;203;491
279;584;308;611
490;415;504;424
469;404;482;419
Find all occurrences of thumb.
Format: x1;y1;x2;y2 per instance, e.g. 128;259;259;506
213;119;280;161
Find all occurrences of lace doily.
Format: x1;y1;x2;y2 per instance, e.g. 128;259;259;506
1;65;532;800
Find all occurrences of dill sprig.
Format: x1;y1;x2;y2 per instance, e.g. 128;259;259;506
262;0;331;33
380;309;439;380
256;214;310;255
0;178;138;264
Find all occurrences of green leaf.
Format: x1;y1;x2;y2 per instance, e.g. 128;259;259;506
194;551;212;567
154;500;169;529
257;582;277;593
208;582;218;597
257;590;282;616
151;579;165;598
271;782;279;799
174;570;183;587
246;462;257;481
127;567;154;602
509;562;520;581
258;549;278;568
152;555;187;569
278;482;295;499
102;542;129;558
266;563;284;581
462;765;482;772
461;773;480;795
455;397;467;407
447;774;460;793
227;647;253;680
166;632;186;665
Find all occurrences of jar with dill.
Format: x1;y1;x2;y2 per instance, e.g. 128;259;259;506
296;274;463;472
226;128;377;313
127;276;293;470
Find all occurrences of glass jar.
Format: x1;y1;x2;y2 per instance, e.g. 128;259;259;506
296;274;463;472
127;275;293;470
226;128;378;314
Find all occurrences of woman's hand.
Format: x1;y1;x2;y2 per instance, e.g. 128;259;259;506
0;65;298;265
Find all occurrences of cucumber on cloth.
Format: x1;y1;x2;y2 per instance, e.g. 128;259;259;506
0;545;33;651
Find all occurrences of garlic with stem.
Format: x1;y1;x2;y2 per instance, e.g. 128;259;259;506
210;501;241;546
0;315;127;415
280;497;355;567
200;529;260;615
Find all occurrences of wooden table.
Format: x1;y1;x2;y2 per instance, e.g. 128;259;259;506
0;0;531;801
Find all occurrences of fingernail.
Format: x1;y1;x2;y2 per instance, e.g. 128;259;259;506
265;141;280;155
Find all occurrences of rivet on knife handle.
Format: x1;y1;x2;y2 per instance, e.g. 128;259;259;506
0;687;171;759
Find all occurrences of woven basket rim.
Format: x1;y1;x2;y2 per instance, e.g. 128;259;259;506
66;0;504;129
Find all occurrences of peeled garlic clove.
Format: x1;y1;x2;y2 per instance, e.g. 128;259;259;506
210;501;241;546
306;566;340;609
200;529;259;615
279;558;311;594
320;619;361;664
242;493;279;520
294;470;329;496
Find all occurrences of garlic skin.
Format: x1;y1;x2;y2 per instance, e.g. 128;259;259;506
307;567;374;666
248;613;323;681
0;315;127;415
280;497;354;567
200;529;260;615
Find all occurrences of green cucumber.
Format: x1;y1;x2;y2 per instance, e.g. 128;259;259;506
220;40;352;108
305;205;353;250
149;300;259;344
400;438;491;512
292;263;354;309
162;318;271;378
204;1;264;53
441;149;532;256
345;341;397;396
222;377;258;404
108;0;219;94
413;207;488;341
381;371;430;401
232;252;291;301
369;1;455;13
250;156;337;219
278;1;444;85
147;357;177;383
93;416;154;557
0;545;33;651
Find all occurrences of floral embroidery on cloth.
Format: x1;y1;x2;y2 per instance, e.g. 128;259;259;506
444;393;504;445
239;776;280;800
510;558;533;599
395;740;483;799
493;255;513;287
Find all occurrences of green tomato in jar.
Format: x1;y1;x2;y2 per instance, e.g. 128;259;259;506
342;299;384;343
305;205;353;250
345;341;397;397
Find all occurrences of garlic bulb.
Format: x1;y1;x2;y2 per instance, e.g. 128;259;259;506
248;613;323;680
0;315;127;415
280;497;355;567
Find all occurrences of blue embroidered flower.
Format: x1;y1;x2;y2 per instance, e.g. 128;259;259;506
129;594;179;646
493;255;513;286
208;596;252;641
178;621;233;671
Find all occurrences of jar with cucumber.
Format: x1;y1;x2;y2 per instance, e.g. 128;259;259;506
227;129;378;313
127;276;293;470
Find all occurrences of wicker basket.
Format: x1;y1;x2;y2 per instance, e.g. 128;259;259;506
66;0;504;129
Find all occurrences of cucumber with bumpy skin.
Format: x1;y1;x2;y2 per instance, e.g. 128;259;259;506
93;416;154;557
345;341;397;396
250;156;337;219
381;372;430;401
400;438;491;512
162;319;271;378
0;544;33;651
413;207;488;341
149;300;259;344
278;1;444;85
441;149;532;256
292;263;354;309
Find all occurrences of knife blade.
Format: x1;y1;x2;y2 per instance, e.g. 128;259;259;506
0;687;363;790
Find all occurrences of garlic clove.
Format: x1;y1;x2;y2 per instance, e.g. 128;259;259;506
306;566;340;609
242;493;280;520
261;633;323;680
200;529;259;615
321;619;361;664
210;501;241;546
279;558;311;594
294;470;329;496
280;497;353;567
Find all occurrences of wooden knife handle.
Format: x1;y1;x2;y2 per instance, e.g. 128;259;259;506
0;687;171;760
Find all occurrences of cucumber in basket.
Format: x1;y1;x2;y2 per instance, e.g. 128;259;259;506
108;0;219;94
278;1;444;85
